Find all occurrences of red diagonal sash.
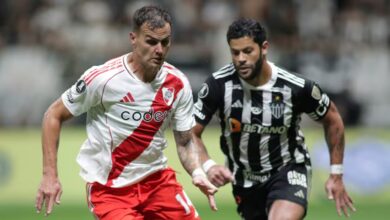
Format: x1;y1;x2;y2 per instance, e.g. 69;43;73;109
106;73;183;186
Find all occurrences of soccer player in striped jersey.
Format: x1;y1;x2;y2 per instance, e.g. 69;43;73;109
35;6;217;219
193;18;356;220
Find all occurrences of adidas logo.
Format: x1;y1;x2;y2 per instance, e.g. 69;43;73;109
120;92;135;103
294;190;305;199
232;100;243;108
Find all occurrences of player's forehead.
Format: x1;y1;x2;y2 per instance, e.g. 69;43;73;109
229;36;258;50
138;22;171;40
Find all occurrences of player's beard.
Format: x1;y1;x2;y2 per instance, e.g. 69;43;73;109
236;55;265;81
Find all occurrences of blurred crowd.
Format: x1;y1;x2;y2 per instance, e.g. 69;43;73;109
0;0;389;126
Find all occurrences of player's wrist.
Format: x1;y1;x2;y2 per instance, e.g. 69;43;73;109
330;164;343;175
202;159;217;173
192;167;207;178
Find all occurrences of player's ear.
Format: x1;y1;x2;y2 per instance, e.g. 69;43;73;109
129;32;136;48
261;41;269;56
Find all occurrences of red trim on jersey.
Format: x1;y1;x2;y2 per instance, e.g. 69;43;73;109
163;64;176;70
106;73;184;187
84;57;124;85
85;63;123;85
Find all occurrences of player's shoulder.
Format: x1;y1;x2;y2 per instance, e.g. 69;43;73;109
162;62;190;83
212;63;236;81
273;63;312;88
82;55;126;86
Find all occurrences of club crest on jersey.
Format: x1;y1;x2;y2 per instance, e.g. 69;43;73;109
270;102;285;119
162;87;174;106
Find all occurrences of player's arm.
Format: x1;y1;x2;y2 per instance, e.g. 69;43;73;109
173;129;218;211
192;123;234;187
319;101;356;217
35;98;73;216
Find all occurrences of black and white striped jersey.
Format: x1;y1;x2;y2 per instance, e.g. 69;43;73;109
194;62;330;188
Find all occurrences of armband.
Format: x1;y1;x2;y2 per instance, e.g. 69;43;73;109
330;164;343;174
202;159;217;173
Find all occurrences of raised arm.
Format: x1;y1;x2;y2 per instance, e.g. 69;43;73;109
173;128;218;211
35;98;73;216
320;101;356;217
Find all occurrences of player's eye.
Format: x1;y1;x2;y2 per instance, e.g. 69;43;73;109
161;38;170;47
146;39;158;46
231;50;240;56
243;48;253;54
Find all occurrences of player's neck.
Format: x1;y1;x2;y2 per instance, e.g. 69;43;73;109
246;61;272;87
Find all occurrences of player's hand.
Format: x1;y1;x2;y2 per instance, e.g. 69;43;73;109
35;175;63;216
325;174;356;217
192;168;218;211
207;165;234;187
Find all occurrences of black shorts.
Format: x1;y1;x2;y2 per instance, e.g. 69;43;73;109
232;163;311;220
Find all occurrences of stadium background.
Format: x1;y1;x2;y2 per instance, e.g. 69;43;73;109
0;0;389;219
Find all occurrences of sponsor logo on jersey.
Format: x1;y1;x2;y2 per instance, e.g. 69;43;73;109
315;94;330;117
121;109;168;122
228;117;287;134
194;98;206;120
194;108;206;120
76;80;86;93
287;170;307;188
244;170;270;183
162;87;174;106
251;107;262;115
198;83;209;98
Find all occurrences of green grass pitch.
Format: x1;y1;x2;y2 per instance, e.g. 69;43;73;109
0;126;389;219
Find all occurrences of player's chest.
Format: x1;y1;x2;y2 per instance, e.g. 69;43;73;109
225;87;295;134
101;80;176;124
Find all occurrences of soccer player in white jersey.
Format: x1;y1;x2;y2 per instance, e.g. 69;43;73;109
193;18;356;220
35;6;217;219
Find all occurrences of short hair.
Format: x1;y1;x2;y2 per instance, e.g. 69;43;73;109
133;5;172;31
226;18;267;46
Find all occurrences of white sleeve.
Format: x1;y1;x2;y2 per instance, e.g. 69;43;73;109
61;67;102;116
171;78;195;131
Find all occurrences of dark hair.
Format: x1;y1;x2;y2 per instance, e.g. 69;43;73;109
133;6;172;31
226;18;267;46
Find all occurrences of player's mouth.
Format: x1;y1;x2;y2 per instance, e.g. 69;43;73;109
238;66;252;74
151;57;163;65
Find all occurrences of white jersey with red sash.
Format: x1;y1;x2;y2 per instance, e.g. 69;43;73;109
62;54;195;188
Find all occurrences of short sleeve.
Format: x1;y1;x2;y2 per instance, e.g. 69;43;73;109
61;67;102;116
300;80;331;121
194;76;221;125
171;77;195;131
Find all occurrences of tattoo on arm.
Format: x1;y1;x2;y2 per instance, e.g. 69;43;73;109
323;103;345;164
174;129;200;175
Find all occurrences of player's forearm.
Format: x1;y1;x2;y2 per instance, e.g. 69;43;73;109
192;134;211;164
192;123;212;163
322;102;345;164
174;130;201;175
41;99;73;177
41;110;62;177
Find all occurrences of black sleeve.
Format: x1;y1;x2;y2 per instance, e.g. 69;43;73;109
299;80;331;121
194;75;222;125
